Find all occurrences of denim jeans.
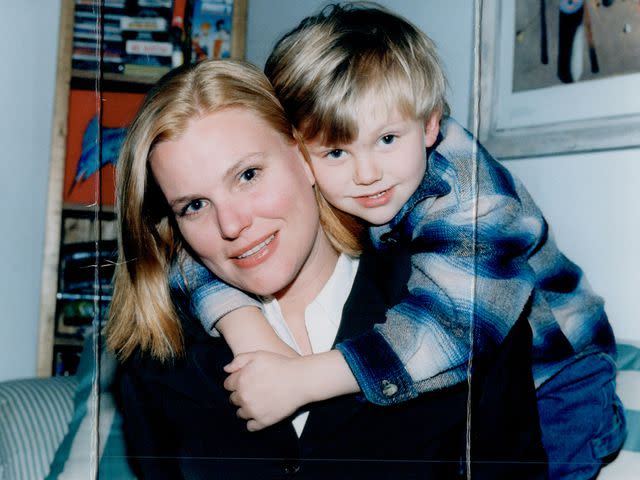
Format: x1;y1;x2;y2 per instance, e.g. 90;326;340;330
537;352;627;480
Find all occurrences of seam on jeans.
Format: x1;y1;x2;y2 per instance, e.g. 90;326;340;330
590;379;627;459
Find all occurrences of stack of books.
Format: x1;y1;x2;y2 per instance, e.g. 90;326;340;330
72;0;183;81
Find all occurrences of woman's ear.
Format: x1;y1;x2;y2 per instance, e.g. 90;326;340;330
301;154;316;187
295;143;316;186
423;111;442;148
291;129;316;186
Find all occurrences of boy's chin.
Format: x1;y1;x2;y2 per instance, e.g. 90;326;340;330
357;210;397;226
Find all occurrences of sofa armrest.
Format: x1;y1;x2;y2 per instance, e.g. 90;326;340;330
599;340;640;479
0;375;77;480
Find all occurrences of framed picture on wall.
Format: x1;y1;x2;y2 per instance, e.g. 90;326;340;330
477;0;640;159
190;0;246;61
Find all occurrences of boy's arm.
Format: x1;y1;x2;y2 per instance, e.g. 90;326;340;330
170;253;296;357
224;350;358;431
336;151;557;405
216;307;297;357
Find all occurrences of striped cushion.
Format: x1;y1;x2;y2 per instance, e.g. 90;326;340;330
46;332;136;479
0;376;77;480
599;340;640;479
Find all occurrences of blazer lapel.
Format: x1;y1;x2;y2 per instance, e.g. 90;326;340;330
300;247;411;451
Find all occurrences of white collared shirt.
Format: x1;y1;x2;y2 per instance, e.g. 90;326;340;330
260;253;359;436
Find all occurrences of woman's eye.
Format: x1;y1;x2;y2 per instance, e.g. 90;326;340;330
326;149;346;160
180;199;207;217
380;134;397;145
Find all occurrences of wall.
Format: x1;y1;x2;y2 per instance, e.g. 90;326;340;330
246;0;640;341
505;150;640;341
0;0;61;381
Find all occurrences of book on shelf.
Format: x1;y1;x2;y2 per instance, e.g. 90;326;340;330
125;39;173;57
75;0;125;8
121;15;168;32
71;0;178;82
123;63;171;78
139;0;172;7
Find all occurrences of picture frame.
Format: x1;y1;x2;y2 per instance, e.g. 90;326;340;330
190;0;247;62
476;0;640;159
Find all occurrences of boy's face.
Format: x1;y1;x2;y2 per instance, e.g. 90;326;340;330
306;105;440;225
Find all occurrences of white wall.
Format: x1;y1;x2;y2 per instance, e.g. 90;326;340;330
0;0;61;381
247;0;640;341
505;151;640;341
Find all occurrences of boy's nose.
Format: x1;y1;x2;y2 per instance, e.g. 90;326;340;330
353;155;382;185
216;202;252;240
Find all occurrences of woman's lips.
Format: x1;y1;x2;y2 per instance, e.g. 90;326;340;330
231;232;278;268
354;186;394;208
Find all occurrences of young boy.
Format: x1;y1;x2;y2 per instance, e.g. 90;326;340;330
170;4;625;478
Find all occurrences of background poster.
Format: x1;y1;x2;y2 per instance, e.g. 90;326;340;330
191;0;234;60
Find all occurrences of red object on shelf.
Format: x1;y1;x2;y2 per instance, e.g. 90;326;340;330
63;90;145;206
172;0;187;29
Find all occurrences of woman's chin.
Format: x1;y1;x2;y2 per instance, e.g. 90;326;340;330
232;269;296;299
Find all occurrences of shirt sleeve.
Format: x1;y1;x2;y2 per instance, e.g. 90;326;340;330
169;251;263;335
337;153;545;405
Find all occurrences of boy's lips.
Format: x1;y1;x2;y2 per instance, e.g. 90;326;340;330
230;232;278;268
354;186;394;208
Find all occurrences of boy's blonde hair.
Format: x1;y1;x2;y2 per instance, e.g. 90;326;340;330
265;2;450;145
106;59;362;362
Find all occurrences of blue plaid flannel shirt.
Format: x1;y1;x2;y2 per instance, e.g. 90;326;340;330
169;117;615;405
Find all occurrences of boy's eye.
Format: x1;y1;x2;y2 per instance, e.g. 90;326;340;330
240;168;257;182
380;134;397;145
326;149;346;160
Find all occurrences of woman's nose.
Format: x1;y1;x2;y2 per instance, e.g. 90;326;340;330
216;202;251;240
353;155;382;186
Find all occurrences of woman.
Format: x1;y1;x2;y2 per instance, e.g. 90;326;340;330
106;59;546;479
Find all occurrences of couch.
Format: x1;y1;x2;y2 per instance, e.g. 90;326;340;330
1;337;639;479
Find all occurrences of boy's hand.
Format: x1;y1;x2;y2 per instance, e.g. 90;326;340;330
223;351;309;431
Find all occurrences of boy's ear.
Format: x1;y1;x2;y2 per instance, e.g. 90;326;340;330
423;111;442;148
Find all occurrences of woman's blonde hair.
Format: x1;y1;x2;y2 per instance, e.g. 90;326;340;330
106;60;363;362
265;2;450;145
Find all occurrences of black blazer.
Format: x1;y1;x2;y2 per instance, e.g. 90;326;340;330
117;246;547;479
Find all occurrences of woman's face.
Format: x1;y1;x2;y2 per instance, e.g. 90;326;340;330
150;107;333;298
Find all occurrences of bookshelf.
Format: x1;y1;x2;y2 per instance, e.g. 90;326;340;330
37;0;247;376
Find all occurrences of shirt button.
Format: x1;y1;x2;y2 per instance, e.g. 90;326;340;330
283;461;301;475
381;380;398;397
379;232;398;244
453;327;465;338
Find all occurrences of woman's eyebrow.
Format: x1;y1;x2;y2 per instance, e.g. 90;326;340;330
166;152;268;209
222;152;265;179
168;195;197;209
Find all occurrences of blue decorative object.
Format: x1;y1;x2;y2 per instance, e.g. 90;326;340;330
68;115;127;195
